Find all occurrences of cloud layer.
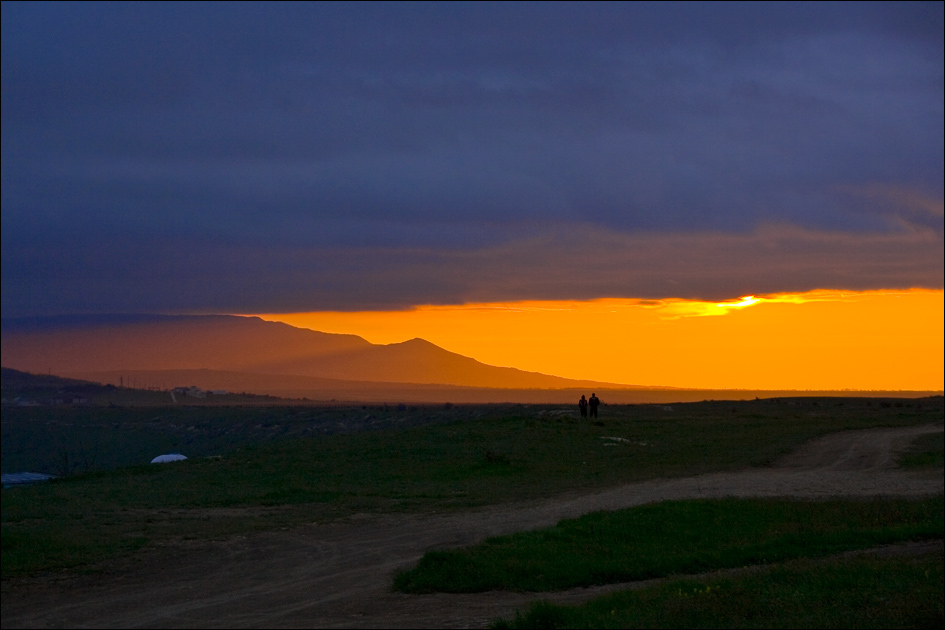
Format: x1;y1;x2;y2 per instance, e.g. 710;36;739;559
2;2;942;316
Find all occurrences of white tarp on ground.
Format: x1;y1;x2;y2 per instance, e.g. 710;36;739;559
150;453;187;464
1;472;56;486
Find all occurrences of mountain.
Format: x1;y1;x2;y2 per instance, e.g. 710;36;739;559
1;314;629;390
0;366;95;399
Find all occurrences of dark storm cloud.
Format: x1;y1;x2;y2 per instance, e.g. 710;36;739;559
2;2;942;316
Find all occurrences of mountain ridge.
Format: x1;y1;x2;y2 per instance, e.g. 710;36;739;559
1;314;636;390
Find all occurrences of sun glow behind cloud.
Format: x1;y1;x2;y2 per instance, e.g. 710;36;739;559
254;289;943;391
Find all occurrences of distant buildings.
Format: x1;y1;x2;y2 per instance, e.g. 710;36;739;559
170;386;228;398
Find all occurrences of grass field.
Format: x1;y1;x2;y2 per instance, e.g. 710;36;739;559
3;397;940;475
492;550;944;629
394;497;944;593
2;397;942;578
0;403;492;475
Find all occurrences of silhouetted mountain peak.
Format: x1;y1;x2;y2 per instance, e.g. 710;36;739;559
2;313;629;390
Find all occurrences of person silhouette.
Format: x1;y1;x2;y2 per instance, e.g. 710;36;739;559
588;393;600;418
579;395;588;417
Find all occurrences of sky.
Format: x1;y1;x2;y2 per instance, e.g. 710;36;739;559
2;2;943;388
260;289;944;390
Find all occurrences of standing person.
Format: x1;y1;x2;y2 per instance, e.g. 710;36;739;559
588;393;600;418
579;395;588;417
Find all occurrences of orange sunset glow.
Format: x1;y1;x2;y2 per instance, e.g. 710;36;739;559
256;288;944;391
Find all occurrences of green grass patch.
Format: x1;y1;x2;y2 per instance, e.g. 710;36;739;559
395;497;945;593
493;550;944;629
3;398;942;577
2;403;495;475
898;431;945;469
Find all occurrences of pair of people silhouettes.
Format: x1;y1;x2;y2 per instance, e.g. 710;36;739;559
578;393;600;418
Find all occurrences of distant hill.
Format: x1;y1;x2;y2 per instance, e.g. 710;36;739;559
0;366;290;406
1;314;633;390
0;367;95;397
0;367;123;404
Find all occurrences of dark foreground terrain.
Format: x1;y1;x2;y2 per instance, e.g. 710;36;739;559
2;396;942;628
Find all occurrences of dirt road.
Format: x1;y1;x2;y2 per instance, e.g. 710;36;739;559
3;422;942;629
